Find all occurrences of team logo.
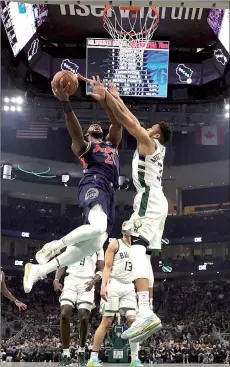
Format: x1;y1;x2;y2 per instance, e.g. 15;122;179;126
61;59;79;74
85;188;99;200
28;39;39;61
176;63;193;84
133;220;142;233
214;49;227;66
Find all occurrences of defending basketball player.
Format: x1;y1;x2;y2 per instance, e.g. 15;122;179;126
53;250;104;367
23;76;122;294
1;270;27;311
88;82;172;341
87;226;143;367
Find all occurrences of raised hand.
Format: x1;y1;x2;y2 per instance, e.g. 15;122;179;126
108;80;119;99
88;75;106;101
51;78;69;102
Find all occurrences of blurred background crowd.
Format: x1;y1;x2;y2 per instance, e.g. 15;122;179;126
1;273;230;363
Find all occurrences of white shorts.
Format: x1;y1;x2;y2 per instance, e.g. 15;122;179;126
60;276;94;311
128;187;168;250
100;278;137;317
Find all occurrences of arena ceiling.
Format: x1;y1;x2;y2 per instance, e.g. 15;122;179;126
39;5;215;48
1;4;229;98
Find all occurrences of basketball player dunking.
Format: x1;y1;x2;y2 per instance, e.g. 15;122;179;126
23;76;122;293
89;82;172;341
87;225;142;367
54;250;104;367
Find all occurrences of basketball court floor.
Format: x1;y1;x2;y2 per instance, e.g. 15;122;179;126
0;364;227;367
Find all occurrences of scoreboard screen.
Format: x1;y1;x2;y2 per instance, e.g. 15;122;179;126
0;1;37;57
86;38;169;98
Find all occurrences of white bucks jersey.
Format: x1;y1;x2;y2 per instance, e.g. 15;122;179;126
67;250;104;279
132;139;166;190
110;239;134;283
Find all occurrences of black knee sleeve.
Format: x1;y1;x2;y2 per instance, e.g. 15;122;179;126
131;236;148;248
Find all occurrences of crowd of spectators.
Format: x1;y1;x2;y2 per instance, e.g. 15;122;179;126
1;274;230;363
2;198;230;238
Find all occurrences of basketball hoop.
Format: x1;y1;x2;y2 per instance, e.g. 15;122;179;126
103;6;159;66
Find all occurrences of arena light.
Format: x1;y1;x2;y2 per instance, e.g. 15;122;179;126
225;103;230;110
3;164;12;180
62;174;70;187
225;112;229;118
2;95;24;112
16;96;23;104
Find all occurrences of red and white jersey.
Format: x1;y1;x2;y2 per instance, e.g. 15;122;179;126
67;250;104;279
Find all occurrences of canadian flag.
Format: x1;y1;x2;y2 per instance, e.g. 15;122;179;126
195;126;224;145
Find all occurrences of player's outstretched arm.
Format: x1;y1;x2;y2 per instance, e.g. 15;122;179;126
51;79;87;157
81;75;122;149
100;240;118;301
1;272;27;310
105;90;155;154
107;81;141;128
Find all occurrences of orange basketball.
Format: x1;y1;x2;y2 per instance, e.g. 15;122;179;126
52;70;79;96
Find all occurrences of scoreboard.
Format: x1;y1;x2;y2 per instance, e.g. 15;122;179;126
86;38;169;98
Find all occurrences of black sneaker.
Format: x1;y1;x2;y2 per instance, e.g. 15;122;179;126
58;355;75;366
78;352;85;367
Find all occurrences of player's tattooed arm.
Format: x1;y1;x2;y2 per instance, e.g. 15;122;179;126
100;239;118;301
105;90;155;154
51;79;87;157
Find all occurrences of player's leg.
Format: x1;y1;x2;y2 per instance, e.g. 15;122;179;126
87;286;119;366
59;282;77;367
23;233;107;293
77;284;95;367
147;253;154;311
60;306;73;359
36;202;107;265
78;307;91;367
119;286;143;367
121;190;166;342
87;315;114;366
127;313;142;367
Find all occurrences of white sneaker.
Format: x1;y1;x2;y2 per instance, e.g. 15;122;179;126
36;241;60;265
23;263;42;293
130;322;162;343
121;313;161;342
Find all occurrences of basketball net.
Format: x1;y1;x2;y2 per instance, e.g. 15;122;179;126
103;6;159;66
